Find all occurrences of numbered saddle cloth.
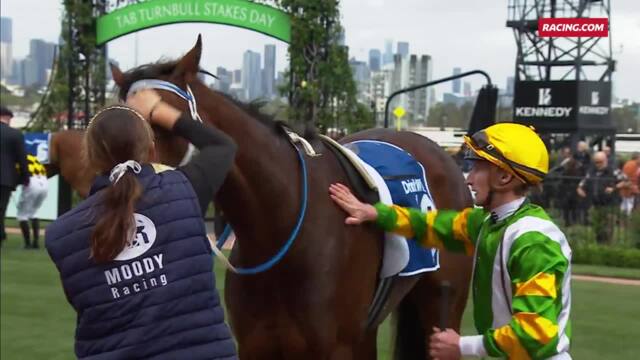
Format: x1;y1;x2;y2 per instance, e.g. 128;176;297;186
344;140;440;278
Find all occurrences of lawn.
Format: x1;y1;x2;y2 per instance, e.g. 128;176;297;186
2;234;639;359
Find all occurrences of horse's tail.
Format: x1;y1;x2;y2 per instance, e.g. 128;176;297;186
393;297;427;360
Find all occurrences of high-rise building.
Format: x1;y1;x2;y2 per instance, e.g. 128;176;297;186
242;50;262;101
10;59;21;85
275;71;286;97
0;17;13;80
396;42;409;59
214;66;232;93
349;58;371;103
391;53;432;125
263;44;276;99
368;49;381;72
506;76;515;96
338;30;346;46
383;39;394;66
21;57;39;87
452;67;462;94
28;39;56;86
464;81;472;97
234;69;242;84
369;70;393;125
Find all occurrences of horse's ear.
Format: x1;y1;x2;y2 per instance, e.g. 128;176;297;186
110;63;125;87
173;34;202;80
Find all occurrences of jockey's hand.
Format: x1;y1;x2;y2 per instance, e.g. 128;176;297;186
430;327;461;360
329;183;377;225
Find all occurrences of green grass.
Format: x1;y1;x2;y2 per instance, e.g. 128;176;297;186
572;264;640;280
2;234;640;359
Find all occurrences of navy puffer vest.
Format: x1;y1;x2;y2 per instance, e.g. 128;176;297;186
46;165;236;359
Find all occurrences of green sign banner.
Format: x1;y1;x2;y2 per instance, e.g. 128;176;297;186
97;0;291;45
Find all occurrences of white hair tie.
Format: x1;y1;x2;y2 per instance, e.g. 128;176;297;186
109;160;142;184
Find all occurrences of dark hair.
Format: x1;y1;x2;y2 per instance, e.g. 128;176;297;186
85;106;154;263
0;106;13;117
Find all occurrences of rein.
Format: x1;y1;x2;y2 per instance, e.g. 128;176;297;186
127;78;309;275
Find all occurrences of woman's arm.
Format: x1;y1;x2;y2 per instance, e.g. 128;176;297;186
126;90;237;215
173;115;237;214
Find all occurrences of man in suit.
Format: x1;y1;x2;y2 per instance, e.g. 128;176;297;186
1;106;29;246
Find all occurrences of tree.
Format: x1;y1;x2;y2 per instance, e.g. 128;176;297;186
612;103;640;133
256;0;372;135
28;0;106;131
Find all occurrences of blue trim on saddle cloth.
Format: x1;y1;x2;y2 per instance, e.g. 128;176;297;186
345;140;440;276
24;132;50;164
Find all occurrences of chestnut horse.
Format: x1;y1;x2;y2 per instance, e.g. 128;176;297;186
105;38;473;359
47;130;94;198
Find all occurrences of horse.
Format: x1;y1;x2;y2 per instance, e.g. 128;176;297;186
46;130;95;198
110;37;473;359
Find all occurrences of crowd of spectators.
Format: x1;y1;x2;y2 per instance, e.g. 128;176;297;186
537;143;638;244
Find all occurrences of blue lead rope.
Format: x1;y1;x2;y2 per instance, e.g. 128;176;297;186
215;145;309;275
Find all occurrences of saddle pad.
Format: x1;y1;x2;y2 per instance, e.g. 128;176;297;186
24;133;51;164
344;140;440;277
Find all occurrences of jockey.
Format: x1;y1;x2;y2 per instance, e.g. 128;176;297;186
16;154;49;249
329;123;571;359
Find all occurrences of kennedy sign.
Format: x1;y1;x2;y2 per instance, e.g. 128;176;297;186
97;0;291;45
513;80;612;132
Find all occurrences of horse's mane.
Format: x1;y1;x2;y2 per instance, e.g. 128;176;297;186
118;60;296;139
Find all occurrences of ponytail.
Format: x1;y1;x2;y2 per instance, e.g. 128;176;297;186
90;173;142;263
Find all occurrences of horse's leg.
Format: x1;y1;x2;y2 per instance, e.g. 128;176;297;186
346;329;378;360
408;251;473;359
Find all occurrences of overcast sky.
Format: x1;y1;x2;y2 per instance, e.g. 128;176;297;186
1;0;638;101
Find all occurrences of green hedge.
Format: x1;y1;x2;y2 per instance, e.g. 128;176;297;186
573;245;640;269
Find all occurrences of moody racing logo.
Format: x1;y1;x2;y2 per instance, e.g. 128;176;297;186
114;213;157;261
104;213;169;299
105;254;167;299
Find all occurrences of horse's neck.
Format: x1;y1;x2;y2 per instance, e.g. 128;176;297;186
197;88;301;250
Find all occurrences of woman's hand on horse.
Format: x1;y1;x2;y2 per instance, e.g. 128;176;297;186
126;89;161;119
329;183;377;225
126;90;181;130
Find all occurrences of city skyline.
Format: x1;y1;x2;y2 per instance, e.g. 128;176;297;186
0;0;638;102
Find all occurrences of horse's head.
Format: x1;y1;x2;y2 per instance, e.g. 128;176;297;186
110;35;207;167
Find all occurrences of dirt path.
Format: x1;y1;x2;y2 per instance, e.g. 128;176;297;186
572;274;640;286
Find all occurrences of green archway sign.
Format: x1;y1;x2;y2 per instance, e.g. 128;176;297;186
97;0;291;45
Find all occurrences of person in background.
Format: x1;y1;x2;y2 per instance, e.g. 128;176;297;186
330;123;572;359
577;151;627;244
45;90;238;359
573;141;592;224
0;106;29;247
620;153;640;216
602;145;614;167
16;154;49;249
574;140;591;169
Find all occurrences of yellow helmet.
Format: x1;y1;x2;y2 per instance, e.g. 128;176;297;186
463;123;549;185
